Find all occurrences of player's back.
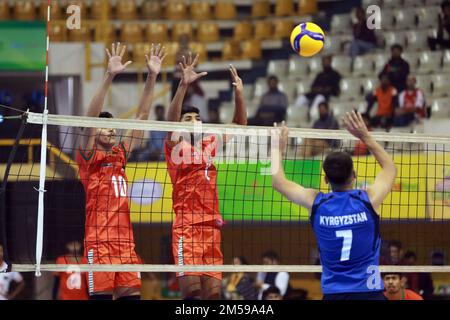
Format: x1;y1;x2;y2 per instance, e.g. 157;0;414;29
55;255;89;300
310;189;382;295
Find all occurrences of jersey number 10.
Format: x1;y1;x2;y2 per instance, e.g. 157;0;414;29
112;175;127;198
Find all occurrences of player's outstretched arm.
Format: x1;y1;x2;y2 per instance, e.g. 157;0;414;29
230;64;247;125
123;44;166;154
271;122;318;211
343;111;397;211
84;42;132;152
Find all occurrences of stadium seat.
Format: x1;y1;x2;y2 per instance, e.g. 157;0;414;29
233;21;253;41
331;55;352;76
295;78;314;96
40;1;61;20
214;1;236;20
380;10;396;29
116;0;137;20
0;0;9;20
330;14;351;34
190;2;211;20
162;42;179;66
251;0;270;18
431;73;450;97
254;78;267;99
94;23;117;43
373;53;389;72
416;6;441;28
352;55;375;77
286;105;310;127
402;52;420;72
430;97;450;119
197;22;219;43
91;0;112;19
383;30;406;49
49;22;66;42
145;22;169;43
254;21;274;40
189;42;207;63
67;23;91;42
331;101;357;120
393;8;417;30
340;78;363;100
279;80;296;103
142;1;162;19
222;40;241;60
322;35;342;55
241;39;262;59
166;1;186;20
442;50;450;71
273;20;295;39
308;56;322;74
133;43;152;63
267;60;288;79
219;103;234;123
172;22;194;41
299;0;318;15
362;0;381;7
403;0;425;6
417;51;442;74
120;23;143;43
405;30;430;51
362;77;379;94
14;1;36;21
382;0;402;8
275;0;294;17
288;58;309;79
416;74;433;95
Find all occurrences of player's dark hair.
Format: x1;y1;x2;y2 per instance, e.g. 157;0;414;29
262;250;279;261
318;101;329;110
389;240;402;249
180;106;200;118
236;256;249;265
323;152;354;186
268;75;278;82
99;111;114;118
382;272;403;279
404;250;417;260
155;104;165;111
441;0;450;10
262;286;281;300
391;44;403;52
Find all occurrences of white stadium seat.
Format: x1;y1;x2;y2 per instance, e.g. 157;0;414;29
362;0;381;7
406;30;430;51
430;97;450;119
362;77;379;94
330;13;352;34
288;57;309;79
380;10;396;29
340;78;363;100
267;60;288;79
431;73;450;97
417;51;442;74
286;105;310;128
442;50;450;71
403;0;424;6
295;78;314;96
279;80;296;104
383;30;407;48
330;101;358;120
393;8;417;30
219;103;234;123
332;55;352;76
253;78;267;99
416;6;440;28
352;54;375;77
374;53;389;72
382;0;403;8
415;74;433;95
402;52;420;72
308;56;323;74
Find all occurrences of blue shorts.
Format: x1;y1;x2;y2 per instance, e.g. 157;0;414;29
323;291;387;300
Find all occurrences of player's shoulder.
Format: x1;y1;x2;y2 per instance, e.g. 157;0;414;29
406;289;424;300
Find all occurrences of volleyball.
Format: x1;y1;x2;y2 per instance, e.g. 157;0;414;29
290;22;325;57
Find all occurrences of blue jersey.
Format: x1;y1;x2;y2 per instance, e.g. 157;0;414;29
310;190;383;294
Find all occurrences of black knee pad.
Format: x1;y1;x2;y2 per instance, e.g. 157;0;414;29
90;294;113;300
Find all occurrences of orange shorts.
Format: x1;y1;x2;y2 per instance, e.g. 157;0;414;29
85;242;142;295
172;224;223;280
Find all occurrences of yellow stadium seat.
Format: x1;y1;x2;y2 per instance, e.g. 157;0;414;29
275;0;294;17
14;1;36;21
91;0;112;19
172;22;194;41
162;42;180;66
49;22;66;42
142;1;162;19
189;42;207;63
145;22;169;43
214;1;236;20
197;22;219;43
190;2;211;20
274;20;295;39
116;0;137;20
120;23;143;43
40;1;61;21
299;0;318;15
233;21;253;41
222;40;241;60
133;43;152;64
94;23;116;43
254;21;274;40
252;0;270;18
67;23;91;42
0;0;10;20
166;1;187;20
241;39;262;60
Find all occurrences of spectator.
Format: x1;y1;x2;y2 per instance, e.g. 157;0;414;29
366;73;397;129
184;80;208;121
207;106;221;124
136;104;167;161
394;75;427;127
0;244;25;300
253;75;288;126
349;7;378;58
223;256;257;300
432;251;446;266
262;286;283;300
428;0;450;51
300;102;340;157
53;241;89;300
379;44;410;93
294;55;341;122
256;250;291;300
383;273;423;300
353;114;372;156
387;240;403;265
402;251;434;299
172;34;191;99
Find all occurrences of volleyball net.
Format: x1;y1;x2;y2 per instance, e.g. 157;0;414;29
1;111;449;274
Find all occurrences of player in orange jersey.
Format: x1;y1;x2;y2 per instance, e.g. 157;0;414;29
165;53;247;299
76;42;166;300
53;241;88;300
383;273;424;300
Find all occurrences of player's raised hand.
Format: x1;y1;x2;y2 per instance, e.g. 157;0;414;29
343;110;370;141
106;42;132;76
180;52;208;85
145;43;166;75
230;64;243;93
273;121;289;153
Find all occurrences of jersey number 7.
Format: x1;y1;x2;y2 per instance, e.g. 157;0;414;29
336;230;353;262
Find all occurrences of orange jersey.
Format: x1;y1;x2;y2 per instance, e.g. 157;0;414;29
76;141;134;246
374;86;397;117
164;134;223;228
384;289;424;300
55;255;89;300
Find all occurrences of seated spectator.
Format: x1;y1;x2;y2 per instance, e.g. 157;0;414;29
379;44;410;93
428;0;450;51
223;256;257;300
256;250;291;300
366;74;398;129
394;75;427;127
262;286;283;300
252;75;288;126
383;273;424;300
0;244;25;300
300;102;339;158
349;7;378;58
402;250;434;299
135;104;167;161
294;55;341;122
353;114;372;156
